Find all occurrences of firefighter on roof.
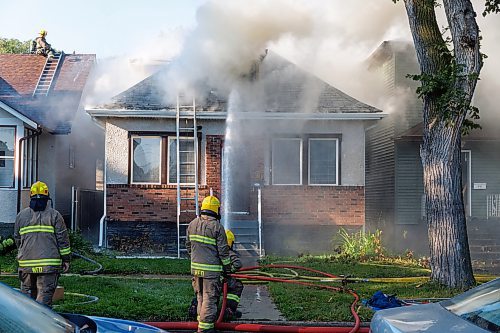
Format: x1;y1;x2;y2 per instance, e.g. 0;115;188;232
14;181;71;307
186;195;231;333
34;29;56;58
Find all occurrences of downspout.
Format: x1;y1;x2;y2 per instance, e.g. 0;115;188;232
98;131;107;248
17;128;43;213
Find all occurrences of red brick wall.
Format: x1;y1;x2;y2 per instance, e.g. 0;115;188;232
206;135;223;196
106;135;223;223
262;186;365;226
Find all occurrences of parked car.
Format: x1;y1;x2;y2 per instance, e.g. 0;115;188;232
370;278;500;333
0;282;168;333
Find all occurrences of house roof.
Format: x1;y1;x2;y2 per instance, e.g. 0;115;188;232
0;53;96;134
90;51;382;117
366;40;416;69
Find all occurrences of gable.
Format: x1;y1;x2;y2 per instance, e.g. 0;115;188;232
94;51;381;115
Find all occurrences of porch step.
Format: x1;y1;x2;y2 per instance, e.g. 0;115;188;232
470;245;500;252
235;242;261;257
470;252;500;260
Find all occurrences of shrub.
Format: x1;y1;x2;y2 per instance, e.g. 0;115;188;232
69;231;95;255
335;228;385;261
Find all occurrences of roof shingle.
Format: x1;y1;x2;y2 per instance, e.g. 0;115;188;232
99;51;381;114
0;53;96;133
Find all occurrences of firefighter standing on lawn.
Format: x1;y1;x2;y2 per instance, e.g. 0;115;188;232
14;181;71;307
186;195;231;333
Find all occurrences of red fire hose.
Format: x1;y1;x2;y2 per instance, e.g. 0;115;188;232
145;264;367;333
216;281;228;323
146;321;370;332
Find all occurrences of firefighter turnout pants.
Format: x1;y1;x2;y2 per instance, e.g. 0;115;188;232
19;272;59;307
226;277;244;312
192;276;222;332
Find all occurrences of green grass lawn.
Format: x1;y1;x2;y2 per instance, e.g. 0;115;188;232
0;275;193;322
1;253;490;323
1;252;190;275
260;256;464;322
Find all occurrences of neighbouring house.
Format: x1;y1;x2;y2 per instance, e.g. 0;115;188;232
86;51;385;256
0;53;100;237
365;41;500;272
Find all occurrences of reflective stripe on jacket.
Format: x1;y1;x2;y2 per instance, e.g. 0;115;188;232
14;207;71;273
186;214;230;278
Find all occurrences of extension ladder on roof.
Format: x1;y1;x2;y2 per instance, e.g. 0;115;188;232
33;52;64;97
176;94;200;258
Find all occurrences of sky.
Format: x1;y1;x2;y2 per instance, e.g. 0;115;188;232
0;0;204;57
1;0;498;115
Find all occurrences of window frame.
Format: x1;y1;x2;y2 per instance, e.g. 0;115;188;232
167;136;197;186
308;138;339;186
22;128;39;189
0;125;16;188
130;135;162;185
128;132;202;186
271;137;303;186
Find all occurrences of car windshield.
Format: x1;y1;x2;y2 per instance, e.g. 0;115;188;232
0;283;77;333
442;278;500;332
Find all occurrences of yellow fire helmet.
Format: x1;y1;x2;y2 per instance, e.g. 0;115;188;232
39;29;47;36
30;181;49;197
226;229;235;248
201;195;220;215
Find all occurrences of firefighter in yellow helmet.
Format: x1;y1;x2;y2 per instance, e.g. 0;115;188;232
34;29;55;58
186;195;231;333
223;229;243;320
13;181;71;307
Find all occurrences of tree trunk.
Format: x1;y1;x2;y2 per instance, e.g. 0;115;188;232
403;0;478;288
421;120;475;288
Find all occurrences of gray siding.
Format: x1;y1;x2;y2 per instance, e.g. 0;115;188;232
365;115;395;231
465;141;500;218
395;141;424;225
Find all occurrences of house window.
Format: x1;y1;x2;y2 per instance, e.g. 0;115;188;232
23;129;38;188
272;138;302;185
131;136;161;184
168;137;196;184
0;126;16;188
308;138;338;185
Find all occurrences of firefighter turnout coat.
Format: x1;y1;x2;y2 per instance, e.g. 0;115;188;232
14;207;71;273
186;214;231;278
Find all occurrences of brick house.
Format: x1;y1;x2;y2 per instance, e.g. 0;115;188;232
0;53;99;235
87;51;385;256
365;41;500;272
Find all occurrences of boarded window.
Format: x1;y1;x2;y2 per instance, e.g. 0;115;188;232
272;138;302;185
309;138;338;185
0;127;15;188
131;136;161;184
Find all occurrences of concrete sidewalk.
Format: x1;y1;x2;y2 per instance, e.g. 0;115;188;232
237;285;285;321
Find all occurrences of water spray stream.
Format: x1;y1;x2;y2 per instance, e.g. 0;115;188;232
222;89;240;229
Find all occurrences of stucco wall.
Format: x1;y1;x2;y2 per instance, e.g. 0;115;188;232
105;117;367;187
105;118;226;185
0;108;28;223
232;118;367;186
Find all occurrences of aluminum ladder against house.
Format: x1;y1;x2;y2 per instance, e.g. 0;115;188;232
33;52;64;97
176;94;200;258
